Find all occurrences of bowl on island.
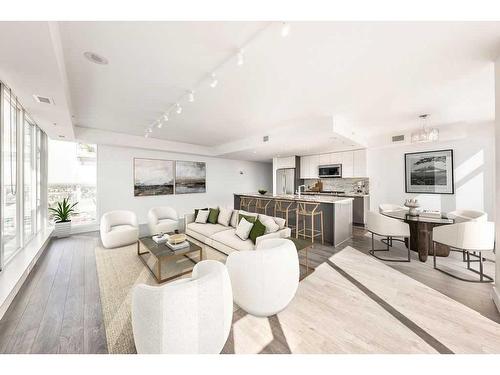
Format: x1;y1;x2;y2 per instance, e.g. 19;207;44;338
258;189;267;195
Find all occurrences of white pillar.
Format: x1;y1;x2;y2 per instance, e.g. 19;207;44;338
494;56;500;312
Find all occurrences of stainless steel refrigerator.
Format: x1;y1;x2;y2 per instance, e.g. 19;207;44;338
276;168;295;195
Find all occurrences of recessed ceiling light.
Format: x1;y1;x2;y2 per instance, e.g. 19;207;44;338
83;51;109;65
237;50;244;66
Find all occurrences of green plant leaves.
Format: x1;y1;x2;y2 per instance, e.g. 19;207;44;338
49;197;78;223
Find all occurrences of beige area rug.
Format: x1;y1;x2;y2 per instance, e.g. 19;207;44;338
94;241;227;354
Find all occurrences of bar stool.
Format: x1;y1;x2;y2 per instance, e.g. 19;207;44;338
274;200;297;235
255;198;272;215
296;202;324;244
239;196;255;212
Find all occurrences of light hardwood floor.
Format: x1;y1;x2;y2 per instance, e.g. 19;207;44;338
0;226;498;353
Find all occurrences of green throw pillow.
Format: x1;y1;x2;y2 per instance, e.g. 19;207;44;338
208;208;220;224
194;208;208;220
249;219;266;244
238;213;256;224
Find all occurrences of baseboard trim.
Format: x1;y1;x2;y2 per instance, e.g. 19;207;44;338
493;286;500;314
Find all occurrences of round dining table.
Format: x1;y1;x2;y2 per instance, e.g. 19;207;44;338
380;210;458;262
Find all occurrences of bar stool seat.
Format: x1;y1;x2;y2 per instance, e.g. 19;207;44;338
296;202;324;244
274;200;297;235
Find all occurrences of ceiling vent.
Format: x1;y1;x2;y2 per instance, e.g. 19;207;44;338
263;135;269;142
392;134;405;143
33;95;53;105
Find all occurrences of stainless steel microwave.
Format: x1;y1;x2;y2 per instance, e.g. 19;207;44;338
318;164;342;178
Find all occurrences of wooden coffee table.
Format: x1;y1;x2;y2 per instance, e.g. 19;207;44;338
138;236;203;283
287;237;313;280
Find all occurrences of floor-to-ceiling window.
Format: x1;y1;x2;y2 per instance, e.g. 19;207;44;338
48;140;97;226
0;83;47;271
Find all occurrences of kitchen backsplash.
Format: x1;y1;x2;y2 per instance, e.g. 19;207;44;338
303;178;370;194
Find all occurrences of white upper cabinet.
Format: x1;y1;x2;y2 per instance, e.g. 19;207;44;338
341;151;354;178
353;149;367;177
275;156;296;169
318;153;331;165
300;149;367;179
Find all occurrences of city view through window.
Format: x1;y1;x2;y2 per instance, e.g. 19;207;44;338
48;140;97;225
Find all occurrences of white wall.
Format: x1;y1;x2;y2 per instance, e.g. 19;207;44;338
367;123;495;220
97;145;272;226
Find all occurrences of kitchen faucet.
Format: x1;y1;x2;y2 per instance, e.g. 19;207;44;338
297;184;306;198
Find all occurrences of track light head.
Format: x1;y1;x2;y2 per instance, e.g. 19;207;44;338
188;91;195;102
163;113;169;122
176;103;182;114
281;22;290;37
157;121;163;129
144;132;150;138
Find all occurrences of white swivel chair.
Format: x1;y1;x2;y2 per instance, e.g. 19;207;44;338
132;260;233;354
226;238;299;317
446;209;487;222
148;206;179;235
100;210;139;248
432;221;495;283
367;211;411;262
378;203;408;213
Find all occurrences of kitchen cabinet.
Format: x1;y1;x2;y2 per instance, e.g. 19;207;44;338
299;149;367;180
341;151;354;178
300;155;319;179
275;156;296;169
353;149;367;177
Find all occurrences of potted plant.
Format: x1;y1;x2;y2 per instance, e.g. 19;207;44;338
49;197;78;238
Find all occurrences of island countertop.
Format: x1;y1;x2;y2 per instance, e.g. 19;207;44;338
233;193;353;204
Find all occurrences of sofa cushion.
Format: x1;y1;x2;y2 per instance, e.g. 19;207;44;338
249;219;266;244
258;214;280;234
208;208;220;224
186;222;228;237
194;208;208;221
217;207;233;226
274;216;286;229
195;210;209;223
239;213;256;224
211;229;255;251
230;210;239;228
235;218;254;240
110;224;136;232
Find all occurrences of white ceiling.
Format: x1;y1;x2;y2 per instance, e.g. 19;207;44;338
1;22;499;161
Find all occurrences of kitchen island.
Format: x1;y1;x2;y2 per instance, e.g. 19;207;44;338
234;193;353;246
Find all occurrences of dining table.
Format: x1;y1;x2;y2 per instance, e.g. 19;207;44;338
380;210;460;262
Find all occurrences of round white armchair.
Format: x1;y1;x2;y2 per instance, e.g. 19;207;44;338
100;210;139;249
147;206;179;235
132;260;233;354
226;238;299;317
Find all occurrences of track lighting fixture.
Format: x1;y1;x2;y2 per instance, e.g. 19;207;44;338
176;103;182;114
210;73;218;88
157;121;163;129
281;22;290;37
163;113;169;122
188;91;195;102
237;49;244;66
147;127;153;133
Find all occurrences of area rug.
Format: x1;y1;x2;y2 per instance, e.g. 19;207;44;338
94;241;226;354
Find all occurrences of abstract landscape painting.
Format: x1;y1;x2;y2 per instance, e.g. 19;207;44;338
175;161;206;194
405;150;454;194
134;158;174;196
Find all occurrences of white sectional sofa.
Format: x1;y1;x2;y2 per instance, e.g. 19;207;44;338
185;209;291;255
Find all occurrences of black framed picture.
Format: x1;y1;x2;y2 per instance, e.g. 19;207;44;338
404;149;454;194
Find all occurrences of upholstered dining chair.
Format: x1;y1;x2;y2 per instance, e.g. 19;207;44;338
378;203;408;213
100;210;139;248
367;211;411;262
147;206;179;235
446;209;487;222
432;221;495;283
226;238;299;317
132;260;233;354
